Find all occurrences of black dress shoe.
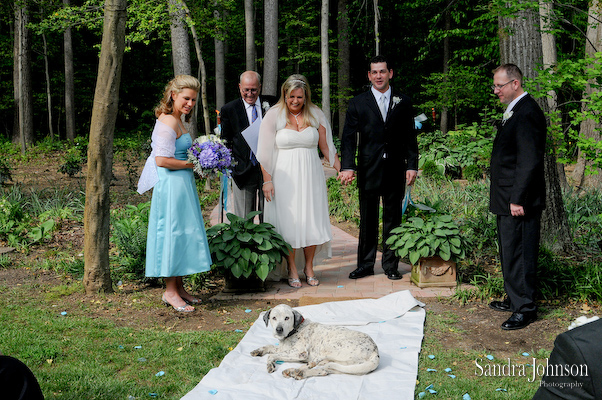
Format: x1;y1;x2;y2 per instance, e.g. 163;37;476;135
385;270;402;280
349;267;374;279
501;312;537;330
489;299;512;312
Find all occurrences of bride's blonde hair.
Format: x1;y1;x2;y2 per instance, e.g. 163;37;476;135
274;74;319;130
154;75;201;122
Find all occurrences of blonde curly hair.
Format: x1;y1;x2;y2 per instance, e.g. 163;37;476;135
154;75;201;122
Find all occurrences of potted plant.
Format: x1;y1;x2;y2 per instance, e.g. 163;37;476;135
206;211;292;292
386;213;471;288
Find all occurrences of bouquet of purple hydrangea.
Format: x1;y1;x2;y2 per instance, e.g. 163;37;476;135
187;135;235;179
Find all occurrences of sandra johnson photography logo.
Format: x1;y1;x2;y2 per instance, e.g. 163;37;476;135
474;357;588;383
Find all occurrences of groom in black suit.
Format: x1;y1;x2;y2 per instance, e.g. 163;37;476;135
488;64;546;330
220;71;277;222
340;55;418;280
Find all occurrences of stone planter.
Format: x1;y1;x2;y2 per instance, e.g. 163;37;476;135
411;256;457;288
223;271;266;293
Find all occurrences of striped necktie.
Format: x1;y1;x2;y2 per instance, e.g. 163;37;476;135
250;104;258;165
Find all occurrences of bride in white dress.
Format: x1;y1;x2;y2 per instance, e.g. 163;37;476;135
256;75;341;288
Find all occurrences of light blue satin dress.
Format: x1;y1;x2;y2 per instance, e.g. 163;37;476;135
145;131;212;277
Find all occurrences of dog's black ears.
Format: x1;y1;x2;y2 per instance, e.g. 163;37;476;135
263;309;271;327
293;310;304;329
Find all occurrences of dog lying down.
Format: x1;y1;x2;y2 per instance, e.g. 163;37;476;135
251;304;380;380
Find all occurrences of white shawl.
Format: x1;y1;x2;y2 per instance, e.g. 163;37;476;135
137;120;177;194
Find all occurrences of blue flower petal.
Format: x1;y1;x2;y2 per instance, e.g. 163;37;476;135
463;394;471;400
444;368;452;373
428;355;435;359
208;390;218;395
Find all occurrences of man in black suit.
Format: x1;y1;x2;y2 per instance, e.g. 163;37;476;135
488;64;546;330
532;318;602;399
339;55;418;280
220;71;277;221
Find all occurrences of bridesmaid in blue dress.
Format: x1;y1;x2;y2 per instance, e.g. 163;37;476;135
137;75;212;312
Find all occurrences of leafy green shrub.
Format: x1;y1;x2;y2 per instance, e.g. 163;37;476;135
0;197;27;244
387;213;471;265
421;160;444;180
206;211;292;281
111;202;151;280
58;148;84;177
564;188;602;251
463;164;483;181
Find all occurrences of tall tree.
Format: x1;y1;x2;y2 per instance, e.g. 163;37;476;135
440;4;451;134
244;0;255;71
337;0;350;138
263;0;278;96
214;3;226;111
539;0;568;190
499;1;571;252
572;0;602;189
83;0;127;294
168;0;197;137
321;0;330;122
13;0;34;150
41;32;55;140
64;0;75;141
181;0;210;135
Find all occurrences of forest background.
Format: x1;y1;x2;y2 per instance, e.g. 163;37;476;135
2;1;602;398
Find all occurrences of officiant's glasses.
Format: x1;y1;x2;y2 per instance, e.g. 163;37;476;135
491;80;515;91
242;88;259;94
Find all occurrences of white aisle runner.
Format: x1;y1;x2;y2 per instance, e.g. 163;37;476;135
182;290;425;400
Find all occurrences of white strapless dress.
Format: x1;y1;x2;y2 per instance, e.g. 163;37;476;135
264;127;332;279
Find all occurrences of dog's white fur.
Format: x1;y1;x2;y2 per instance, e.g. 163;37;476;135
250;304;379;379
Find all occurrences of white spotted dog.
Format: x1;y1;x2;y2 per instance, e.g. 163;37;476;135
250;304;380;379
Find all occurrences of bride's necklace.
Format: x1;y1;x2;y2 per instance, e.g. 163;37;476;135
290;111;302;127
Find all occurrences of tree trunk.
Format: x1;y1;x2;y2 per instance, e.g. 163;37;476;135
499;2;572;253
440;6;451;134
337;0;350;138
83;0;127;294
572;0;602;190
64;0;75;142
321;0;330;123
263;0;278;96
244;0;256;71
168;0;197;138
180;0;210;135
373;0;380;55
42;33;55;140
14;2;34;150
539;0;569;191
214;4;226;112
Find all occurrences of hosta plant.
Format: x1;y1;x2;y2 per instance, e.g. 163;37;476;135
386;214;470;265
206;211;292;281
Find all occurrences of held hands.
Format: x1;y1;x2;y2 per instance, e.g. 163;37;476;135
338;170;355;185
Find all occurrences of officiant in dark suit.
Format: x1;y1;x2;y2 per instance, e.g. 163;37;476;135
339;55;418;280
220;71;277;222
488;64;546;330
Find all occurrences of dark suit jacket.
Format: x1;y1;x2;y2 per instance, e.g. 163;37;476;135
220;95;277;189
532;318;602;400
489;94;546;215
341;88;418;193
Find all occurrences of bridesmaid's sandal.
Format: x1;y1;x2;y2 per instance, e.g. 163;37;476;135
183;298;201;305
287;278;302;288
306;276;320;286
162;295;195;313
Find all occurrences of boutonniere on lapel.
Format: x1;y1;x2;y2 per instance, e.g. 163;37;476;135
262;101;270;114
502;110;513;124
391;96;401;109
